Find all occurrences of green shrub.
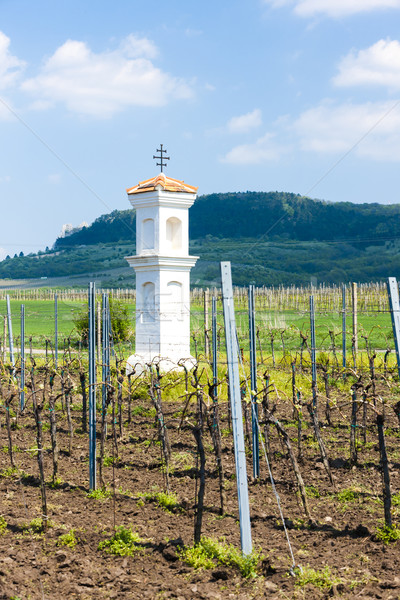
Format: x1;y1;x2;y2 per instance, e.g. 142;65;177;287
73;297;131;343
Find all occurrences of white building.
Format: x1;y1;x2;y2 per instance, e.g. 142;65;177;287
125;172;199;373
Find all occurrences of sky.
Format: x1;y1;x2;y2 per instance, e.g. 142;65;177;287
0;0;400;259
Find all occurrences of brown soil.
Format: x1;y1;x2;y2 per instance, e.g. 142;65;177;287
1;381;400;600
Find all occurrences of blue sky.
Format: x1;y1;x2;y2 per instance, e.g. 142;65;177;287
1;0;400;259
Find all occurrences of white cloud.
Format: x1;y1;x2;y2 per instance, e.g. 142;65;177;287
0;31;25;90
293;100;400;161
227;109;262;134
221;132;287;164
0;247;7;261
21;35;193;118
334;39;400;89
264;0;400;17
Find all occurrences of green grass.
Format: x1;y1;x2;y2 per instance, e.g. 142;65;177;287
98;526;144;556
178;537;263;578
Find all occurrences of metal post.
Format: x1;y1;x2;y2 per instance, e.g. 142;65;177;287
88;282;97;490
54;293;58;369
102;293;110;415
3;315;6;363
20;304;25;411
204;289;210;359
220;261;252;556
212;295;218;395
248;285;259;479
6;295;15;367
387;278;400;381
342;284;346;373
310;295;317;409
97;301;101;363
352;282;358;370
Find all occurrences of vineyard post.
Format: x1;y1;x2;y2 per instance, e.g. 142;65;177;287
6;295;15;368
220;261;252;556
2;315;6;363
310;295;317;409
204;288;210;359
248;284;260;479
352;282;358;370
54;292;58;369
342;284;346;376
88;282;97;491
387;277;400;380
212;295;218;397
97;300;101;363
20;304;25;410
102;293;110;418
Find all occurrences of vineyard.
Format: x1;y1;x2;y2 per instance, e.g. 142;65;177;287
1;282;400;599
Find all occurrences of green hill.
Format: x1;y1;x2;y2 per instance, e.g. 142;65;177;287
1;191;400;287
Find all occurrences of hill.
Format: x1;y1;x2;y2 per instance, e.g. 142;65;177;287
1;191;400;287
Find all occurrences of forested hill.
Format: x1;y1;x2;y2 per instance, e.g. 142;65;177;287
53;191;400;249
2;191;400;287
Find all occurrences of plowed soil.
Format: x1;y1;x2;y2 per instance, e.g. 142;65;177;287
1;379;400;600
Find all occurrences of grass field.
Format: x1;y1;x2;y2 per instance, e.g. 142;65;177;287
0;294;395;365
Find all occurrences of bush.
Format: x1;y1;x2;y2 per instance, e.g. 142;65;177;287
73;297;132;343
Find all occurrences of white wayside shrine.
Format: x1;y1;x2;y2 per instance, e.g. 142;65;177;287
125;172;199;373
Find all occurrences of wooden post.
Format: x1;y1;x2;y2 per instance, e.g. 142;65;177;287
352;283;358;370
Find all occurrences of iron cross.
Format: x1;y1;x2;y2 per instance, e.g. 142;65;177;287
153;144;170;173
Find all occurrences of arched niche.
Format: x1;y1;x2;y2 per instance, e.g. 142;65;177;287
166;217;182;251
141;218;154;253
142;281;155;322
167;281;183;320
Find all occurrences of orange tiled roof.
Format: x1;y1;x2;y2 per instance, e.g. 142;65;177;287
127;172;198;195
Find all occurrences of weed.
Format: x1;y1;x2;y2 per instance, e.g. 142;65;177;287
23;518;52;534
0;516;7;534
98;526;144;556
375;524;400;544
49;477;64;489
87;488;112;500
140;490;180;513
103;455;114;467
178;537;263;578
57;529;79;548
392;492;400;507
0;466;19;478
336;489;359;503
1;445;20;454
294;565;342;590
305;486;320;498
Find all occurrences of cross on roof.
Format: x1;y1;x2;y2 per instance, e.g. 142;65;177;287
153;144;170;173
